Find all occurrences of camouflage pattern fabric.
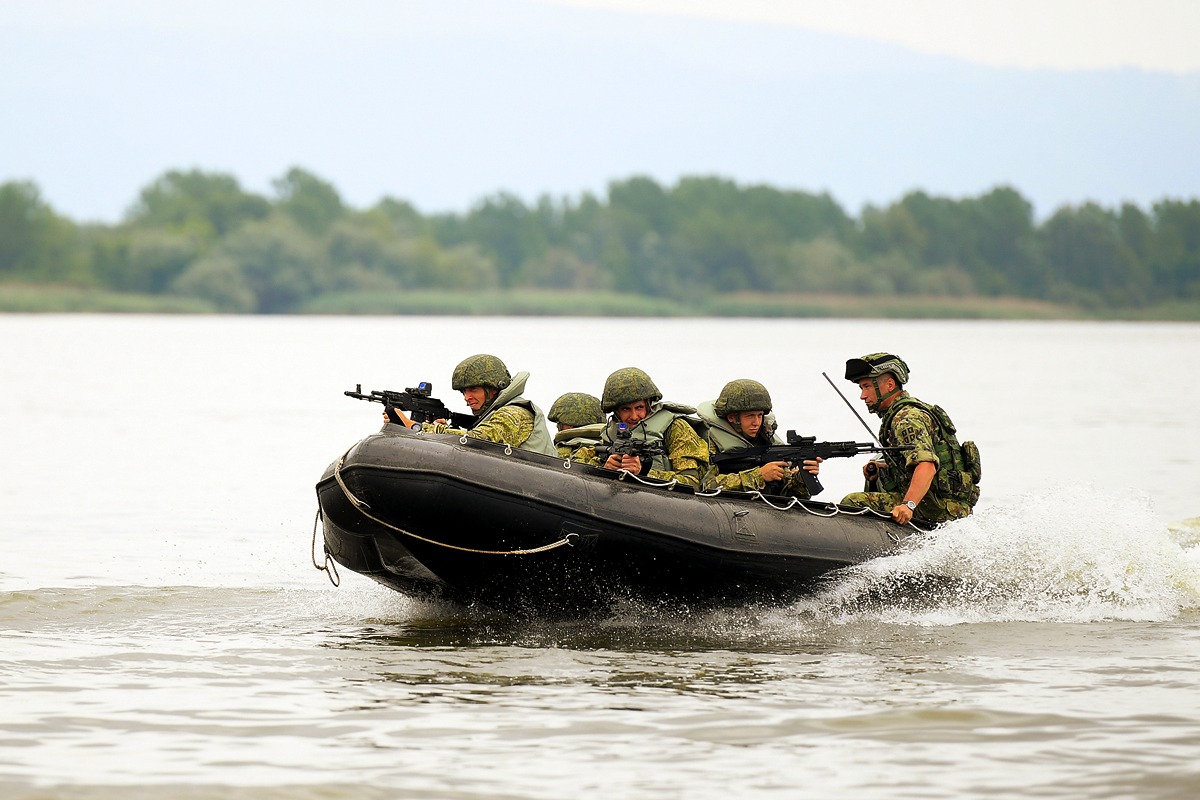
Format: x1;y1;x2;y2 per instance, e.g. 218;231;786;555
547;393;604;428
839;488;974;524
424;405;534;449
573;417;711;490
839;392;974;524
705;445;813;499
600;367;662;412
451;353;511;391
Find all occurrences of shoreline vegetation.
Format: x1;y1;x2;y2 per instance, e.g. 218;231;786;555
3;167;1199;320
4;282;1197;321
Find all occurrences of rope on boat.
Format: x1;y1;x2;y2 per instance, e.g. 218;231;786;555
310;507;340;586
332;454;574;556
616;468;679;489
699;482;922;532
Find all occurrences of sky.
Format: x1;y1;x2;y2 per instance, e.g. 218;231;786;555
558;0;1200;73
2;0;1198;223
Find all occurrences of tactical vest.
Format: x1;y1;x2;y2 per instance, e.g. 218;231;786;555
473;371;558;456
697;401;783;453
600;401;701;473
553;422;605;456
877;394;981;507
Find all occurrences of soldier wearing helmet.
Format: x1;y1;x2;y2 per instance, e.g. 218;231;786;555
389;353;557;456
696;379;822;497
547;392;606;459
840;353;980;525
571;367;711;490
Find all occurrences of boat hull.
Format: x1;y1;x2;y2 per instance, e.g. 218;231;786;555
316;425;914;615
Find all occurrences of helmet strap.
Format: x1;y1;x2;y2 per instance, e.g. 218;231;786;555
868;377;902;414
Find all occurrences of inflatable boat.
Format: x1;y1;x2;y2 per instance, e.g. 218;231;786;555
314;424;923;616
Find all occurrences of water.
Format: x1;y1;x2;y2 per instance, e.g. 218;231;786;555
3;315;1200;799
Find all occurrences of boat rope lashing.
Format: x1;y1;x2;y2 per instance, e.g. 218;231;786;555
616;469;679;489
333;455;574;556
310;507;340;587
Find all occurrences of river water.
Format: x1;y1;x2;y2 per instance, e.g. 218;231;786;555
3;314;1199;799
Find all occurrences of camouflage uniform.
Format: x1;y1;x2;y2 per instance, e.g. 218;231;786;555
571;367;712;490
838;352;980;524
571;415;711;490
696;380;812;498
421;355;557;456
547;393;605;459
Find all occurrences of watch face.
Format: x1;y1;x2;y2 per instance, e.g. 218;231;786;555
905;500;917;510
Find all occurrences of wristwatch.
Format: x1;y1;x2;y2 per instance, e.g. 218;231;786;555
904;500;917;511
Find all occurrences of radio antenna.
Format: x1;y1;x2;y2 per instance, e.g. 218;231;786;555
822;372;881;446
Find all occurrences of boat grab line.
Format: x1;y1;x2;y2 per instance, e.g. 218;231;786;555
332;455;573;557
310;507;341;586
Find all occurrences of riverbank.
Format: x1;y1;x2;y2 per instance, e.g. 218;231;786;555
3;282;1198;320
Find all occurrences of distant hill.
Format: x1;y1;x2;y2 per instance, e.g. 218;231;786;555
1;2;1197;221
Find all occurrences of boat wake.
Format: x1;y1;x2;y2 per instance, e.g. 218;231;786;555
794;486;1200;625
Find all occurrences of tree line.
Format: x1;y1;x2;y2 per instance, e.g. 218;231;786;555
2;167;1198;314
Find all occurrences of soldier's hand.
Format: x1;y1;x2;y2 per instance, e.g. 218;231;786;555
801;458;821;475
619;455;643;473
891;503;914;525
864;460;884;480
760;461;789;482
603;454;624;470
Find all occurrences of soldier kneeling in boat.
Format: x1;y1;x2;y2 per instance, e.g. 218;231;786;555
388;353;558;456
698;378;821;497
572;367;712;491
839;353;981;525
547;392;606;459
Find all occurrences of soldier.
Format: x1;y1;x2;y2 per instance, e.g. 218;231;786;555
572;367;711;490
839;353;981;525
547;392;606;459
388;353;557;456
697;379;821;497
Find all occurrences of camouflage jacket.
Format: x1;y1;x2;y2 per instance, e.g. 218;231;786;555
875;391;979;519
423;371;557;456
572;406;711;490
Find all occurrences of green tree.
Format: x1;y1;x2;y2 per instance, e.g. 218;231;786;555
273;167;345;234
127;170;270;240
0;180;85;282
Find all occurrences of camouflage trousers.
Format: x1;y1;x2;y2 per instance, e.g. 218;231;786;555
840;490;974;525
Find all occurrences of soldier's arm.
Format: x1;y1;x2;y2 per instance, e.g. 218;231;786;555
647;418;710;490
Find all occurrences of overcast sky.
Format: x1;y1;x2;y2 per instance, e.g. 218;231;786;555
2;0;1197;222
560;0;1200;72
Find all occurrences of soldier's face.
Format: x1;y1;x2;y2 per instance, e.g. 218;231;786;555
614;400;649;426
730;411;765;438
857;378;878;406
462;386;492;412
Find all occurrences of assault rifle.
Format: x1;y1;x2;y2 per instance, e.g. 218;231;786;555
593;424;665;465
345;382;477;429
710;430;912;495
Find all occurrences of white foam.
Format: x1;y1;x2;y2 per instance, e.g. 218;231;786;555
801;486;1200;625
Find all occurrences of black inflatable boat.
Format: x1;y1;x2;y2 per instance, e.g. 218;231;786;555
314;424;922;615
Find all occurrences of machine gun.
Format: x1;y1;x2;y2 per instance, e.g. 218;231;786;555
345;383;477;430
710;429;912;495
593;424;666;465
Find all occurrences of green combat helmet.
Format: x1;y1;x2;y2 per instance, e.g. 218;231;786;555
548;393;605;428
451;353;512;391
600;367;662;412
845;352;909;413
844;353;910;385
713;379;773;417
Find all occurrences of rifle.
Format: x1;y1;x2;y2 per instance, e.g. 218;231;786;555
345;382;477;429
710;429;911;496
593;424;665;464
